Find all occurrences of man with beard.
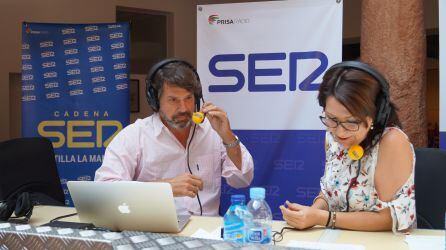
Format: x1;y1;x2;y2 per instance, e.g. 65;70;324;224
95;59;254;216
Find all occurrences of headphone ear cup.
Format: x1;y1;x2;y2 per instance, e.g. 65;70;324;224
146;79;159;112
14;192;32;218
375;94;390;128
0;200;16;221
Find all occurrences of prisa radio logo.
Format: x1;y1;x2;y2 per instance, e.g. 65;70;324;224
208;14;249;25
24;24;49;34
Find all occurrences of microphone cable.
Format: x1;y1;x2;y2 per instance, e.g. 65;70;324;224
345;159;361;212
50;212;78;222
186;123;203;216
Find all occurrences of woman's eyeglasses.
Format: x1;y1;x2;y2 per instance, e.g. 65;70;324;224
319;116;361;131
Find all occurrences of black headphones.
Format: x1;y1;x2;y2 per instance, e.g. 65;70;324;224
0;192;34;222
145;58;203;112
328;61;391;130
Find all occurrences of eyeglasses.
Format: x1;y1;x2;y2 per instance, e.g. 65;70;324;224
319;115;361;131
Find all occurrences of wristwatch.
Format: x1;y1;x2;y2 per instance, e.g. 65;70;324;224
223;135;240;148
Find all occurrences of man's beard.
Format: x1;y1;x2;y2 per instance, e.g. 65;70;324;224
159;110;192;129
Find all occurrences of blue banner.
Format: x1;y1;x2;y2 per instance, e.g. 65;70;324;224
21;22;130;205
220;130;325;219
440;132;446;149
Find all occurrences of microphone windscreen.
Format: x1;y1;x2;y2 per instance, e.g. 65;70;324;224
192;112;205;124
348;145;364;161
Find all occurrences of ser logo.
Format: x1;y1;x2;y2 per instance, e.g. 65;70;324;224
109;32;123;39
86;35;100;42
208;51;328;92
39;41;53;48
111;42;125;50
88;45;102;52
38;114;123;148
61;28;75;35
67;69;81;76
273;159;304;171
64;48;78;55
69;89;83;96
22;84;35;91
45;82;59;89
22;64;32;70
66;58;79;65
63;38;77;45
46;92;60;99
85;25;98;32
68;79;82;86
42;61;56;68
112;53;125;60
43;72;57;79
89;56;103;63
113;63;127;70
41;51;55;58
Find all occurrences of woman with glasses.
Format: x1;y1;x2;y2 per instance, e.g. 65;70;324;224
279;61;416;233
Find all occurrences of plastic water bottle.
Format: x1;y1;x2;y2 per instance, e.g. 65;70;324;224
245;187;272;244
223;194;247;243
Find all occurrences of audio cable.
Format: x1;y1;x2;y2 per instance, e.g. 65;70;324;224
186;123;203;216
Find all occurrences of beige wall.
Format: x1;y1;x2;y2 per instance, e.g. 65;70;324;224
0;0;440;141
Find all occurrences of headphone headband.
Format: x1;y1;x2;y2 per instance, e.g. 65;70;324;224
145;58;202;112
329;61;389;93
328;61;391;129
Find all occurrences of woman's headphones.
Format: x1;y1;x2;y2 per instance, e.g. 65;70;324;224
145;58;203;112
0;192;34;222
327;61;391;130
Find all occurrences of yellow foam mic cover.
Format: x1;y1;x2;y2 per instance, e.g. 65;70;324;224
348;145;364;161
192;112;205;124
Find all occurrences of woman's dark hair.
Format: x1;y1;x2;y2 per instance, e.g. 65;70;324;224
317;66;401;151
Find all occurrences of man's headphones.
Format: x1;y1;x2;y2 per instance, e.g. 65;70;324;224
0;192;33;222
328;61;391;130
145;58;203;112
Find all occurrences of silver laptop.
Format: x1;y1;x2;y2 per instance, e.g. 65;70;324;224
67;181;190;233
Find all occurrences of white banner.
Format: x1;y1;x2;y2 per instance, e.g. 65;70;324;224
197;0;342;218
197;0;342;130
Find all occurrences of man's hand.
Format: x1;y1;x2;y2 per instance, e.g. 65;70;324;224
162;173;203;198
201;102;235;144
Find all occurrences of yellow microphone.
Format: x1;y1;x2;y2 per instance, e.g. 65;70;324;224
192;112;205;124
348;145;364;161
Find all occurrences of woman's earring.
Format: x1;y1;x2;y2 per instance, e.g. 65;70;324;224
370;122;374;130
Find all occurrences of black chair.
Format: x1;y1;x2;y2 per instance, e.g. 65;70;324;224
0;137;65;206
414;147;446;229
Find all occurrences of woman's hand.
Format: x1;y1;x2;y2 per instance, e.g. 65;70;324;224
280;200;326;230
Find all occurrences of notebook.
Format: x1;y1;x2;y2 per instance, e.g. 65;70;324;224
67;181;190;233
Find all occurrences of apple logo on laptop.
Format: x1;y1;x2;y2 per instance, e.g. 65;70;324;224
118;203;131;214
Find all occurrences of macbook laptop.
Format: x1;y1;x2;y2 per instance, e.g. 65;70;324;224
67;181;190;233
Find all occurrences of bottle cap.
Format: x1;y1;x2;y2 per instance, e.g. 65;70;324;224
231;194;246;205
249;187;265;199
